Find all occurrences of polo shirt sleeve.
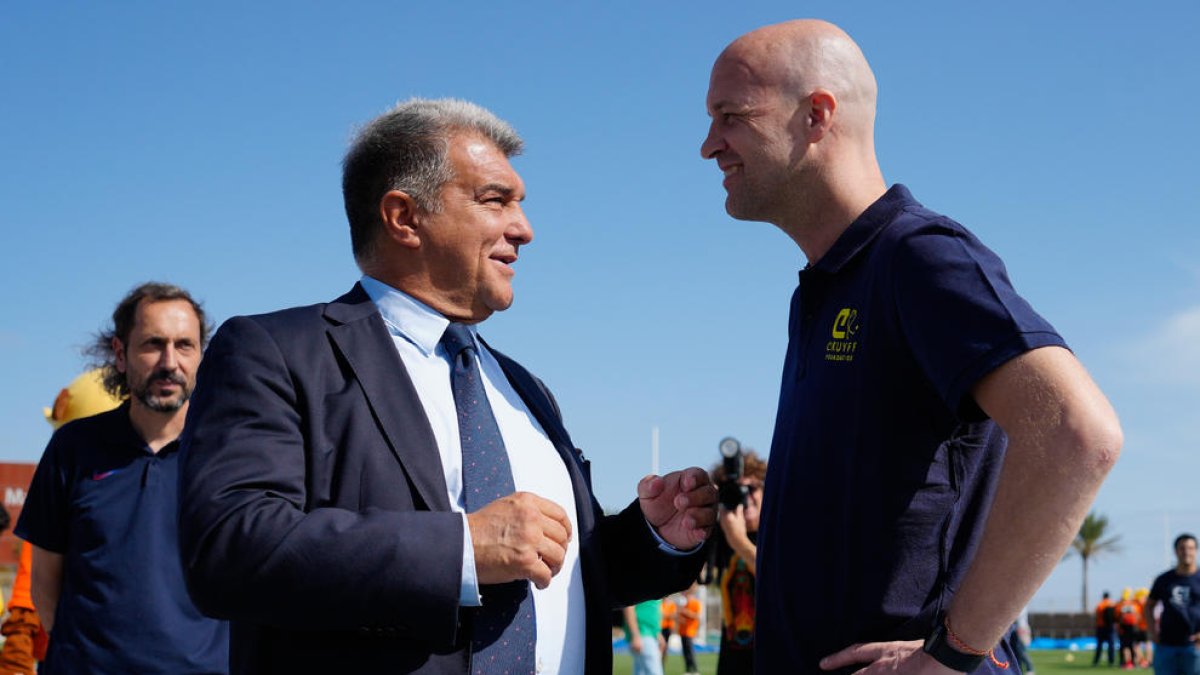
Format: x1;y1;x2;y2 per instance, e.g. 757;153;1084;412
1149;573;1167;602
890;220;1066;421
15;430;74;554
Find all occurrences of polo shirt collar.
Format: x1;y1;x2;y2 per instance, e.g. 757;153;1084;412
809;184;918;275
360;275;474;357
111;401;179;456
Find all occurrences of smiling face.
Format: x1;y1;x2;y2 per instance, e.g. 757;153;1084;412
409;132;533;322
113;299;202;414
701;51;807;225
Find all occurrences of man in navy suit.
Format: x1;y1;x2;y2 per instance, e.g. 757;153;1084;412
178;98;717;674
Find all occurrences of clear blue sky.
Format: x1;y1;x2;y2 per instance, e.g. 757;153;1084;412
2;1;1197;612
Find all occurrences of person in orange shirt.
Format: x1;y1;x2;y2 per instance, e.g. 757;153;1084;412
0;369;119;675
675;584;703;675
0;542;47;675
1134;587;1151;668
660;596;677;664
1118;587;1141;669
1095;590;1118;666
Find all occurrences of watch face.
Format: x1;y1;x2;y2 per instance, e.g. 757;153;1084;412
718;437;740;458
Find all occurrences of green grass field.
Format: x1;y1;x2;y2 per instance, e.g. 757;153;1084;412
612;648;1121;675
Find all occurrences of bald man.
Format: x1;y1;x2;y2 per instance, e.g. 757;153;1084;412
700;20;1122;675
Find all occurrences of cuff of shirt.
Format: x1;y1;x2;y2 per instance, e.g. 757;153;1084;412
460;512;482;606
644;517;702;556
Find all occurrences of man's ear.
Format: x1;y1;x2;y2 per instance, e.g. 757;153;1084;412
379;190;423;250
112;337;127;374
804;89;837;141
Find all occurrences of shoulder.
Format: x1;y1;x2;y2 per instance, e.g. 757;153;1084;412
225;301;333;335
44;406;128;462
206;301;345;360
880;204;987;264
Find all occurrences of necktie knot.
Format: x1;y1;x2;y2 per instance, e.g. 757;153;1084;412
440;322;476;364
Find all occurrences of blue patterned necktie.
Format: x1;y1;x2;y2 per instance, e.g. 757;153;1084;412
440;322;536;674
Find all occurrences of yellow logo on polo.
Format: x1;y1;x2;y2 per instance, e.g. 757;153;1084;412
826;308;860;362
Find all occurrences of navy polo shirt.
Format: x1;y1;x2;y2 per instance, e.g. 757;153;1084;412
16;403;228;674
755;185;1065;674
1148;569;1200;646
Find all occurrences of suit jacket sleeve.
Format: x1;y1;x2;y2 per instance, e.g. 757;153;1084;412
536;372;706;605
179;315;464;643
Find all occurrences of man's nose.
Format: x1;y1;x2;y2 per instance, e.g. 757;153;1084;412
700;120;724;159
159;345;179;370
508;203;533;245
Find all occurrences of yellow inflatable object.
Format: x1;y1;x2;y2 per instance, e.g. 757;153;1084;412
1135;587;1149;599
43;369;122;429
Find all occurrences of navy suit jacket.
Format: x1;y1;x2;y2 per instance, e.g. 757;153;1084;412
179;284;703;674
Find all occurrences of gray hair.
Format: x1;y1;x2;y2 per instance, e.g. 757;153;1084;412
342;98;524;266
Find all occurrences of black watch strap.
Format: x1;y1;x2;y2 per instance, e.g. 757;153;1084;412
923;620;986;673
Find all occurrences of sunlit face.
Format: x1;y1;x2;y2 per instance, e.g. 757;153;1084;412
114;299;202;414
701;52;806;224
413;133;533;322
1176;537;1198;569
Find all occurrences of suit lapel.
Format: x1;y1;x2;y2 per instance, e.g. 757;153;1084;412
324;284;450;512
487;344;596;534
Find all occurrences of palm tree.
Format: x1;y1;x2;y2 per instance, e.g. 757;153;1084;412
1070;511;1122;612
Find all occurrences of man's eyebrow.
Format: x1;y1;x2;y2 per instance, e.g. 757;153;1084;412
476;183;525;201
707;100;739;116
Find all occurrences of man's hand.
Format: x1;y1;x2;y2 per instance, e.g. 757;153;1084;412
638;467;718;550
467;492;572;589
820;640;960;675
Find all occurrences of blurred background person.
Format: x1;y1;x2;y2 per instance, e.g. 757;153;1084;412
1096;590;1118;667
660;594;677;665
710;450;766;675
1146;534;1200;675
0;370;121;675
676;584;703;675
1120;587;1141;668
1136;587;1152;668
623;600;664;675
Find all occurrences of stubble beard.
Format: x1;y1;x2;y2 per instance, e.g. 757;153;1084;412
130;369;192;413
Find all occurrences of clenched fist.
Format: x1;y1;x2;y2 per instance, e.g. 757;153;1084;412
467;492;572;589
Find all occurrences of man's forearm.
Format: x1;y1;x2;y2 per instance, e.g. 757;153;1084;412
948;347;1123;655
945;426;1119;652
29;546;63;633
729;538;757;574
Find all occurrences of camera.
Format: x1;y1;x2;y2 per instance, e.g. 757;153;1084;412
717;436;749;510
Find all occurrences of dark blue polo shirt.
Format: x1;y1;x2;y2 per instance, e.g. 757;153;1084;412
1149;568;1200;646
755;185;1065;674
16;403;228;674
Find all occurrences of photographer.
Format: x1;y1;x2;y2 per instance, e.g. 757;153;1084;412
710;449;766;675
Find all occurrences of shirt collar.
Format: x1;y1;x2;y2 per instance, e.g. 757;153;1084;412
111;400;179;456
360;275;476;356
808;183;918;276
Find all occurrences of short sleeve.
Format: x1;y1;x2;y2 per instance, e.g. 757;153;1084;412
1149;574;1167;602
891;221;1066;420
14;432;74;553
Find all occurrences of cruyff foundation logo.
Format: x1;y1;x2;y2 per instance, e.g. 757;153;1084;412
826;308;860;362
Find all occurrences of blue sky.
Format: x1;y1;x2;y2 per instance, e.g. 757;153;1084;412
2;1;1197;612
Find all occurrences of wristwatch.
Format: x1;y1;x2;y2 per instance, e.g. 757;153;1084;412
923;619;986;673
